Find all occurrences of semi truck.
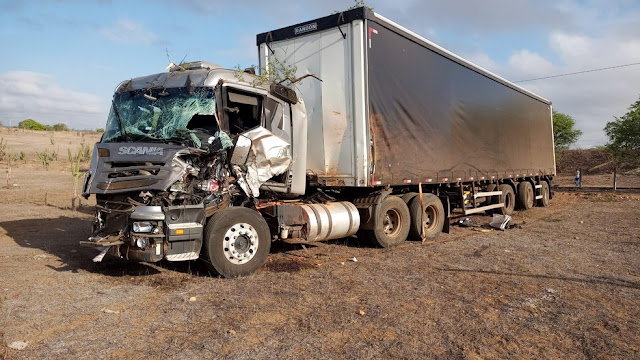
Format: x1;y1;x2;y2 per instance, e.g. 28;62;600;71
81;7;555;277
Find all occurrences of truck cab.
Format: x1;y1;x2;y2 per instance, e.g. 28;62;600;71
82;61;310;276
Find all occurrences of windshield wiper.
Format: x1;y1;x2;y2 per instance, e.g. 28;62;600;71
111;100;130;142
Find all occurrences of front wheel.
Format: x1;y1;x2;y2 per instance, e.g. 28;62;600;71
203;207;271;278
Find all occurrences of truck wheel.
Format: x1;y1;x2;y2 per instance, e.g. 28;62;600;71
537;181;550;207
401;192;418;204
362;196;410;248
517;181;534;210
203;207;271;278
495;184;515;215
408;194;444;240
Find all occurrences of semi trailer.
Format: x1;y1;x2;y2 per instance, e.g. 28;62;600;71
81;7;555;277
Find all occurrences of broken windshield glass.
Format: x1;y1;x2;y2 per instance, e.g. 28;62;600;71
102;87;218;144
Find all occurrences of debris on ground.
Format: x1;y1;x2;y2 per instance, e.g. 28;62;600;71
489;214;512;230
8;341;28;350
455;218;476;227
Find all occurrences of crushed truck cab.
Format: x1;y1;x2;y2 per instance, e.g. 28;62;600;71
81;61;309;276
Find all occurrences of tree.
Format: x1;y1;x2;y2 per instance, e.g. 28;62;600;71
552;111;582;150
605;96;640;164
18;119;47;131
52;123;70;131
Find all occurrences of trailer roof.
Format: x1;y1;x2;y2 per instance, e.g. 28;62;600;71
256;7;551;105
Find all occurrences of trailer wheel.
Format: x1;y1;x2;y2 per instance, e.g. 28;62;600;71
495;184;515;215
537;181;550;207
362;196;410;248
401;192;418;204
408;194;445;240
517;181;534;210
203;207;271;278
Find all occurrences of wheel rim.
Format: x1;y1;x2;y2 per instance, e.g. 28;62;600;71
383;209;401;236
223;222;259;265
424;206;437;231
527;185;534;206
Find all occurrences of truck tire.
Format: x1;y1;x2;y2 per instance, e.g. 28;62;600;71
401;192;418;204
537;180;550;207
362;195;410;248
408;193;445;241
517;181;534;210
495;184;515;215
203;207;271;278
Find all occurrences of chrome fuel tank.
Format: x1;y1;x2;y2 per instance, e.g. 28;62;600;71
299;202;360;242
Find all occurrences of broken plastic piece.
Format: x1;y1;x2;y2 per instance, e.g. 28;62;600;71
92;247;110;262
489;214;512;230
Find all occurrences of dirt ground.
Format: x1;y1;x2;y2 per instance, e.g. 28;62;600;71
1;131;639;359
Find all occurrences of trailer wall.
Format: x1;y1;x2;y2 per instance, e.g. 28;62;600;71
257;8;555;187
259;19;370;187
366;17;555;184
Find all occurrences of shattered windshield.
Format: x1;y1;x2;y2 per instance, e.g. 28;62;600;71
102;87;218;144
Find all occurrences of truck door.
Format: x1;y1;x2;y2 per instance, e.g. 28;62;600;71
222;87;263;135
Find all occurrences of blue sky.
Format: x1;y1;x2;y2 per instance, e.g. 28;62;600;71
1;0;640;148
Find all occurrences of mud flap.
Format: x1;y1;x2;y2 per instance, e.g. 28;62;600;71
439;195;451;234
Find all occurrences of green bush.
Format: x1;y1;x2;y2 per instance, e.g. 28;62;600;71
18;119;47;131
96;128;105;133
52;123;70;131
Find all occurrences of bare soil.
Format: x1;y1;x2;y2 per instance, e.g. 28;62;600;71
1;130;639;359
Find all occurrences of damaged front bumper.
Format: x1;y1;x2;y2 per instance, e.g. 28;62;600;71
81;204;205;263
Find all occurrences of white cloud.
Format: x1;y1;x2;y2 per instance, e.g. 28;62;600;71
508;50;556;77
0;71;108;130
100;19;157;45
463;52;501;73
488;29;640;148
549;33;595;64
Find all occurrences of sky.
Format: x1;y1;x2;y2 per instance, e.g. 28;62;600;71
1;0;639;148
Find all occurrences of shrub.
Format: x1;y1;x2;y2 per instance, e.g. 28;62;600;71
52;123;70;131
18;119;47;131
0;137;6;161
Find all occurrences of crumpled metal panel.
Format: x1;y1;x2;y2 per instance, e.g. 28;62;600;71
83;143;193;195
116;68;270;93
240;127;292;197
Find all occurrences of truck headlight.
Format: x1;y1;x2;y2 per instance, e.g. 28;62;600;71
135;237;149;249
132;221;155;233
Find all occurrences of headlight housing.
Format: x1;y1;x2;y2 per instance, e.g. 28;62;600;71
132;221;155;233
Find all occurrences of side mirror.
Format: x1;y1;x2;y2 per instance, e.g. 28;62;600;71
231;135;252;165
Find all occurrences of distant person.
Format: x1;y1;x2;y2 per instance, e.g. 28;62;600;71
574;169;581;187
